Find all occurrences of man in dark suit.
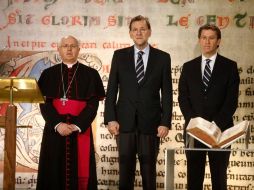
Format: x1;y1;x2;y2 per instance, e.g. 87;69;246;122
178;24;240;190
104;15;172;190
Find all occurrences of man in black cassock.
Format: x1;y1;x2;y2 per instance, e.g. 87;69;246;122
36;35;105;190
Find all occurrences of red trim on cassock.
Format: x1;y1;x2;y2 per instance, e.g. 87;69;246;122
53;99;90;190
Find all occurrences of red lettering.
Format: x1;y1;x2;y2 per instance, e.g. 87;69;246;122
41;15;51;25
108;16;117;26
72;16;82;25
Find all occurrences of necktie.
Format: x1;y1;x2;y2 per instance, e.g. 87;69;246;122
136;51;144;83
203;59;211;91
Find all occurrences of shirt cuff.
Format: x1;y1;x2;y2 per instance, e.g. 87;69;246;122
74;125;81;132
55;122;62;132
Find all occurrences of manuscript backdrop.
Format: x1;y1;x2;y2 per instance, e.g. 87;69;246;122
0;0;253;189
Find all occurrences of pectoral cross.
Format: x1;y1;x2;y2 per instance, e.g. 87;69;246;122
60;95;68;106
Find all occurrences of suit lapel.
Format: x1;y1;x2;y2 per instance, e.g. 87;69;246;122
203;54;225;94
193;56;205;93
128;46;135;71
128;46;140;86
207;54;222;90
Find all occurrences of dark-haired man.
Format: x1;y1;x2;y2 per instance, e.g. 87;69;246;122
104;15;172;190
178;24;240;190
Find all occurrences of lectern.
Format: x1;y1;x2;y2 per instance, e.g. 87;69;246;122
0;77;44;190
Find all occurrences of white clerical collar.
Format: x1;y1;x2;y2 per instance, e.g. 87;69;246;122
63;62;77;68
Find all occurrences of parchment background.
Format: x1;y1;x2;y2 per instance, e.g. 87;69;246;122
0;0;253;189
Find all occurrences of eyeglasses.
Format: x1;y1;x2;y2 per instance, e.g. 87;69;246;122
60;44;79;49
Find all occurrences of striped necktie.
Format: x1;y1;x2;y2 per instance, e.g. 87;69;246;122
203;59;211;91
136;51;144;83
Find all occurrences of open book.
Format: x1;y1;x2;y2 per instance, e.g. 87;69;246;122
186;117;249;148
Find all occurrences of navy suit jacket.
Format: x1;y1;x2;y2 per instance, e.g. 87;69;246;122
104;45;172;134
178;54;240;135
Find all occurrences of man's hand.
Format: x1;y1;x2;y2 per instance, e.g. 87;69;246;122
57;123;75;136
70;124;80;132
107;121;120;135
157;126;169;138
